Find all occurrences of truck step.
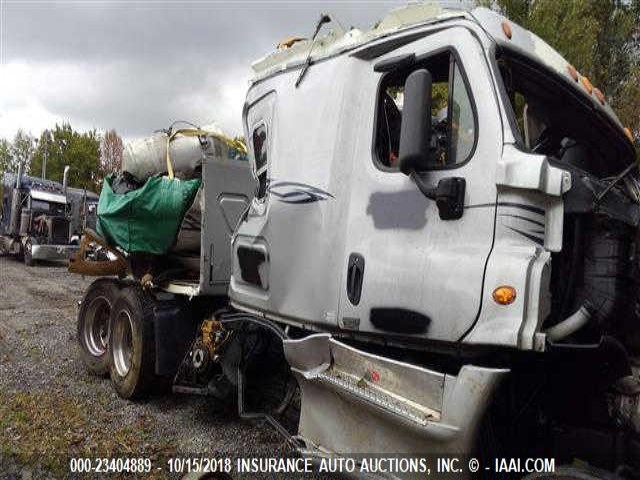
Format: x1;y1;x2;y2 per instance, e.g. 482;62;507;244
316;368;440;426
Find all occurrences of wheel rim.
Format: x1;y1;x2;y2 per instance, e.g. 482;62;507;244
112;309;134;377
82;296;111;357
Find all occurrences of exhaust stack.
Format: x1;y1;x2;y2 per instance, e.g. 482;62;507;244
9;162;25;235
42;147;47;179
15;162;23;188
63;165;70;193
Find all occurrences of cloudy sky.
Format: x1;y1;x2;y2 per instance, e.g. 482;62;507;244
0;0;411;142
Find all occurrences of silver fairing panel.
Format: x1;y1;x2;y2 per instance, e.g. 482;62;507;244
284;334;509;474
464;146;570;349
199;153;253;295
231;57;351;329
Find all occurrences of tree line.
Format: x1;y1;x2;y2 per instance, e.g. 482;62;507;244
0;124;124;193
481;0;639;150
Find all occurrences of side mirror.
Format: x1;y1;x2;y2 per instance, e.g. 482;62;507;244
398;69;432;176
397;68;465;220
431;177;466;220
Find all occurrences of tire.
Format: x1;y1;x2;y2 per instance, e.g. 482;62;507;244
24;238;34;266
77;278;120;376
108;285;157;400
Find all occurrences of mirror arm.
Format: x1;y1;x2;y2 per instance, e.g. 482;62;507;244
410;172;437;200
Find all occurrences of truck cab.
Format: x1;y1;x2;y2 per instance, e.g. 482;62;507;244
1;171;82;265
229;4;639;472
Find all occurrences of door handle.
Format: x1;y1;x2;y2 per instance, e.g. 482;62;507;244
347;253;365;305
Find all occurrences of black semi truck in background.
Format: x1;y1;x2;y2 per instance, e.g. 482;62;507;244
0;164;98;265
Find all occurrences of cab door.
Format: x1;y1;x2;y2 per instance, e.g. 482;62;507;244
339;27;501;342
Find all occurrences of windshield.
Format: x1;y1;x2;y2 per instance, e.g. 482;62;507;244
31;199;66;216
495;49;634;178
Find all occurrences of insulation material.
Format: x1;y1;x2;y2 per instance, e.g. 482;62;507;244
122;132;206;182
122;124;245;182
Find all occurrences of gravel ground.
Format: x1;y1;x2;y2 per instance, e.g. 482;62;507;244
0;257;302;480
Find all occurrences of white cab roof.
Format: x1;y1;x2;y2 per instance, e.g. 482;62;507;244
252;3;625;131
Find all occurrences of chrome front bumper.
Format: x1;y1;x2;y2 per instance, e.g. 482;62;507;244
31;244;79;262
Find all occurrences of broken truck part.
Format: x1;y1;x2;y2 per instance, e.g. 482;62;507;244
68;228;127;277
71;4;640;478
284;334;508;455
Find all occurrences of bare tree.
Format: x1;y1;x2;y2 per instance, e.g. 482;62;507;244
100;129;124;177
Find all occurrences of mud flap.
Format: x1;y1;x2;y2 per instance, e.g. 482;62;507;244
283;334;509;456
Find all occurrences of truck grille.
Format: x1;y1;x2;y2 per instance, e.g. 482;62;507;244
50;217;69;244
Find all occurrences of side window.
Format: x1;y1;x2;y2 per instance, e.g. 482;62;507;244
375;51;476;169
450;62;475;163
251;124;268;199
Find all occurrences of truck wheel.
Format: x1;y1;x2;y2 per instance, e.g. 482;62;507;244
24;238;34;266
108;286;157;400
77;278;120;376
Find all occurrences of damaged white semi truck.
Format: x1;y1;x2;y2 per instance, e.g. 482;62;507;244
73;4;640;478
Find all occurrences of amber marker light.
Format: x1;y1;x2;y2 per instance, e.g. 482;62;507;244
593;88;605;105
581;76;593;94
567;65;579;82
624;127;634;143
493;286;516;305
501;21;512;39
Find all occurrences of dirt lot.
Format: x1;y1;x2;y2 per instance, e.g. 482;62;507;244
0;257;289;479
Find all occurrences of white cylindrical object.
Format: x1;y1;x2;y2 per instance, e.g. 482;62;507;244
63;165;70;190
122;133;205;182
545;305;591;342
16;162;23;188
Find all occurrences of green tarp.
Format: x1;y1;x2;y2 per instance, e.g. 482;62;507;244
97;174;201;255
